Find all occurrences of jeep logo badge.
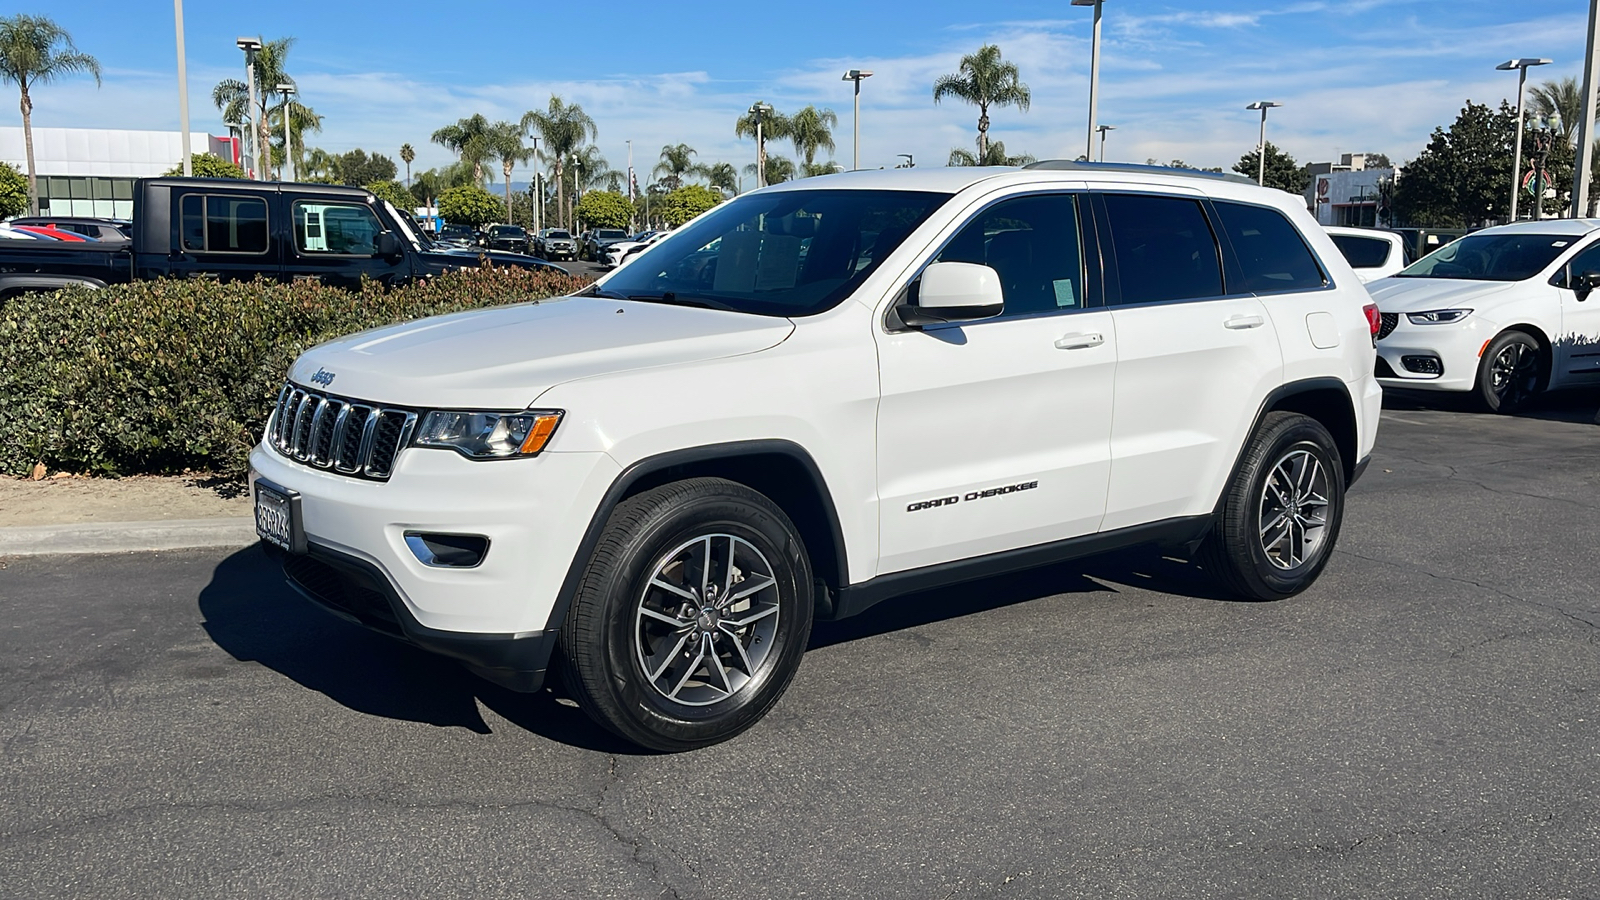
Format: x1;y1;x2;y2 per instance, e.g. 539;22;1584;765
310;368;336;387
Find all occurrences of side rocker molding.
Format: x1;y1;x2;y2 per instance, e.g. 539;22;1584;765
542;439;852;635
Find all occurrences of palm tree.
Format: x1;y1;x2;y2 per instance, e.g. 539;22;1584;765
213;37;297;180
302;146;338;181
653;143;708;190
523;95;599;232
705;161;739;196
933;43;1031;161
399;142;415;187
735;103;791;188
0;15;100;215
948;140;1035;167
743;154;795;187
787;105;838;168
431;113;494;186
266;97;322;179
486;121;535;224
1530;76;1584;146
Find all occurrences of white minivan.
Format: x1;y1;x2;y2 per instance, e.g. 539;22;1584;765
1324;226;1407;282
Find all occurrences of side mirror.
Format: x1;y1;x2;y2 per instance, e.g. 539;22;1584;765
898;261;1005;328
375;231;403;258
1575;270;1600;302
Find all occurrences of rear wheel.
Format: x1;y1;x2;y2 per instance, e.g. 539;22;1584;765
1201;412;1346;601
558;478;814;751
1475;330;1543;414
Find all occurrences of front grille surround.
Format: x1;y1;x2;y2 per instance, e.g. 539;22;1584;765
269;382;417;481
1377;312;1399;341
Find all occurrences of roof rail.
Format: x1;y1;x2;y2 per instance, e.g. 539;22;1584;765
1024;160;1258;185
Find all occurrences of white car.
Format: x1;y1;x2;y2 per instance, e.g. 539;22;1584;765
250;162;1382;750
602;229;669;269
1367;220;1600;412
1324;226;1407;282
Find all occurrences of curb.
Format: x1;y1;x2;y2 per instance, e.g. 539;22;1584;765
0;517;258;557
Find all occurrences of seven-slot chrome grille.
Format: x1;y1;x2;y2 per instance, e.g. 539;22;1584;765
268;382;417;481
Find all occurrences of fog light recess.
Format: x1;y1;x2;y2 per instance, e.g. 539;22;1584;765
405;532;490;568
1401;355;1443;376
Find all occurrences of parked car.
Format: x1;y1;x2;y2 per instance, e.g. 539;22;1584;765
484;224;532;254
0;177;564;301
11;224;95;242
1367;219;1600;412
435;223;481;248
537;228;577;261
250;161;1381;751
8;216;130;242
602;229;669;269
581;227;630;261
1324;226;1407;282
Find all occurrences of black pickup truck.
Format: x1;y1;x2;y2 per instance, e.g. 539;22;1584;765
0;177;563;301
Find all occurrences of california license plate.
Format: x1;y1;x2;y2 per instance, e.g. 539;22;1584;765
254;484;294;551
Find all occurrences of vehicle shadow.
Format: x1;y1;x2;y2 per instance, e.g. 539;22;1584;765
201;542;1234;751
1383;385;1600;424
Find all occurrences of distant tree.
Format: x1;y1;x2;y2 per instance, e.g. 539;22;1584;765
0;15;101;215
486;120;535;225
653;143;708;191
365;180;412;211
213;38;318;179
575;190;633;229
1529;76;1582;146
438;184;501;227
523;96;599;230
705;161;739;195
743;154;794;186
933;44;1030;162
163;153;247;179
1392;101;1524;227
331;149;396;186
735;103;790;187
409;162;475;206
787;105;838;168
432;114;494;186
0;160;27;218
1233;141;1310;194
1364;153;1393;169
399;142;415;186
947;140;1034;167
659;184;722;227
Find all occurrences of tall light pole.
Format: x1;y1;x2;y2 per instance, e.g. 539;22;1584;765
897;153;914;168
570;153;582;230
277;84;296;182
1073;0;1106;162
528;135;540;235
1575;4;1599;217
1499;58;1553;221
748;102;773;188
1246;101;1282;186
1095;124;1116;162
173;0;192;176
235;38;262;179
626;138;635;231
842;69;873;170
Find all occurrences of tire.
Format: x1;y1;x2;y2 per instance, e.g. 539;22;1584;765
1200;411;1346;601
1474;330;1544;414
558;477;814;751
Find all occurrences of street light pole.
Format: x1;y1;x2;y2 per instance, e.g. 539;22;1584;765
1246;101;1282;186
174;0;191;176
529;135;540;235
277;84;296;182
1095;124;1116;162
1498;58;1553;221
1073;0;1106;162
748;102;773;188
1575;5;1600;217
236;38;263;180
897;153;914;168
842;70;873;170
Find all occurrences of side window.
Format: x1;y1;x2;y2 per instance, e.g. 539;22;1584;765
1559;241;1600;288
293;201;384;255
179;194;268;254
934;193;1084;317
1212;201;1327;292
1101;193;1224;304
1329;234;1393;269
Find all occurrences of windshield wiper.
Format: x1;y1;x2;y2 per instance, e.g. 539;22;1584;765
581;285;629;299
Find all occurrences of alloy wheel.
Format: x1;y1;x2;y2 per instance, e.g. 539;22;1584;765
1257;448;1331;570
1489;341;1538;408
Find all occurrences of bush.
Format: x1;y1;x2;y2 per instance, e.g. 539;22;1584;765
365;179;413;212
163;153;248;179
438;184;501;227
575;190;633;229
659;184;721;227
0;267;591;480
0;161;26;218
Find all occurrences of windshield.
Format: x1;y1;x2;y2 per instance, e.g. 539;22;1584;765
549;230;571;239
1398;232;1572;281
594;189;950;317
384;202;428;250
494;226;525;237
597;229;627;239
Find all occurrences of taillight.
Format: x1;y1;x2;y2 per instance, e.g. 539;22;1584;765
1363;303;1381;344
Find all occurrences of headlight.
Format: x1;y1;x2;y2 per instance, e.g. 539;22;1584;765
415;409;563;459
1406;309;1472;325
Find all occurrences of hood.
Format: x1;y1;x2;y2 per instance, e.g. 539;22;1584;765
1365;277;1516;313
290;296;795;410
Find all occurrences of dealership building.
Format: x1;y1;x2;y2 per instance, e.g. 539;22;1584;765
1;126;240;218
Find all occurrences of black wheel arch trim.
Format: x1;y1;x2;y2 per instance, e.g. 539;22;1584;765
1213;376;1360;520
542;439;852;637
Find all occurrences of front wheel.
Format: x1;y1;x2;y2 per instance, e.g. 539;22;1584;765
1475;330;1543;414
558;478;814;751
1201;411;1346;601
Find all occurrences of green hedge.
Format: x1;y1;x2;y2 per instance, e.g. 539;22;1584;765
0;267;591;480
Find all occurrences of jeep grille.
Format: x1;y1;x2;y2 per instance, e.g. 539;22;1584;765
267;382;417;481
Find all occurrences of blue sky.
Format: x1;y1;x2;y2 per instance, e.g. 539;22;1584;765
14;1;1596;183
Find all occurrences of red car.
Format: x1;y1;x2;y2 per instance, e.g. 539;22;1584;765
11;224;93;242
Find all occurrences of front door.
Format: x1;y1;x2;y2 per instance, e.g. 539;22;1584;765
1552;240;1600;384
281;198;409;288
875;192;1116;576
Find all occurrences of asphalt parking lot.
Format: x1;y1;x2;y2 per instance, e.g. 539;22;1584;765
2;390;1597;899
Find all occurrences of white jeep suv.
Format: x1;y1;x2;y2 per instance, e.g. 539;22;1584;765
1367;220;1600;412
250;163;1383;750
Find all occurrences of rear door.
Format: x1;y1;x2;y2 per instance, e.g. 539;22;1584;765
1094;189;1284;531
168;189;277;282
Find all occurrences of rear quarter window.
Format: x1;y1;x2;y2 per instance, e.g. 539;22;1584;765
1330;233;1393;269
1212;201;1327;293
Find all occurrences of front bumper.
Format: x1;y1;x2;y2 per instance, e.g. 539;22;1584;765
249;440;621;687
1374;314;1493;392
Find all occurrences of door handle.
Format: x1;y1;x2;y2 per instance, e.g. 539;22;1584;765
1224;315;1264;330
1054;331;1105;350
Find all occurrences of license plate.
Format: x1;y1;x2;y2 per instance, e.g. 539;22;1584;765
255;484;294;551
